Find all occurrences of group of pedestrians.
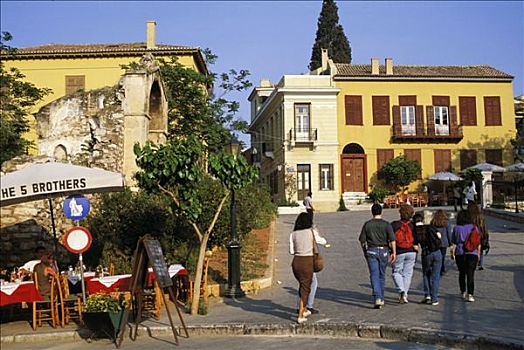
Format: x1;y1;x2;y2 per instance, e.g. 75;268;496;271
359;202;489;309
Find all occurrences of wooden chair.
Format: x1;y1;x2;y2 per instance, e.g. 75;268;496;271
32;272;58;330
142;281;163;320
383;195;398;208
57;274;83;327
189;257;210;305
419;193;428;207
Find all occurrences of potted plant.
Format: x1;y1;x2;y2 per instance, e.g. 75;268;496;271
83;292;128;343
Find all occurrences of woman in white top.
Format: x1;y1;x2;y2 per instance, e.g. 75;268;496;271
289;212;315;324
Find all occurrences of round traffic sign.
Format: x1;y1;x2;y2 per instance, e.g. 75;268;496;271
63;226;92;254
63;195;91;220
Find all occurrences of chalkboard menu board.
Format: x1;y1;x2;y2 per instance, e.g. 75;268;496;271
143;238;173;288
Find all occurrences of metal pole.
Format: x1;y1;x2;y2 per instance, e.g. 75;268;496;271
515;180;519;214
48;198;58;255
79;253;86;303
225;188;245;298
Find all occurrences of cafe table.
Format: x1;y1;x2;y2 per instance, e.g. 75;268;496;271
0;281;43;307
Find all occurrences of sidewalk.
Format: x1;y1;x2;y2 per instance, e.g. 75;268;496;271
2;209;524;349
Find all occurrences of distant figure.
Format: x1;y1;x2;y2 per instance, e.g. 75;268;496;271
289;213;315;324
453;185;463;212
20;246;47;274
463;182;477;205
303;192;314;223
359;204;396;309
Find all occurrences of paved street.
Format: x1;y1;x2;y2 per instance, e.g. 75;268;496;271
1;208;523;349
3;335;451;350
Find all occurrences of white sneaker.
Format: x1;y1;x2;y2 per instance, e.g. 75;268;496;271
467;294;475;302
297;317;308;324
302;309;312;318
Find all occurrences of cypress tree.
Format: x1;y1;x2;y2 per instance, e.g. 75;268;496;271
309;0;352;71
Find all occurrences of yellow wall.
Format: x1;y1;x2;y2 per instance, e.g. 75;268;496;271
335;80;516;192
4;54;198;151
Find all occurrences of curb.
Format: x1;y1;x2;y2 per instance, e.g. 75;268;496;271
484;208;524;224
2;322;523;349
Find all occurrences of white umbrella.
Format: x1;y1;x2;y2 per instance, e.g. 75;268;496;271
1;161;125;207
428;172;463;181
505;162;524;172
466;162;505;172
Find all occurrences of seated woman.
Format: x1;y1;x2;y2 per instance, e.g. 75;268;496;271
33;252;56;296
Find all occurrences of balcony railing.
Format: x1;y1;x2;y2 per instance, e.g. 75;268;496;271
289;128;318;143
392;124;463;143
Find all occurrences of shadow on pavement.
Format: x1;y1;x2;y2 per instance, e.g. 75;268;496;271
222;296;296;321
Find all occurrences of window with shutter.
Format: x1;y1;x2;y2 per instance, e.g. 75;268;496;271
484;96;501;126
432;96;450;107
459;96;477;126
65;75;85;95
319;164;334;190
434;149;451;173
377;149;394;176
345;95;363;125
460;150;478;170
485;149;503;166
404;149;422;179
372;96;390;125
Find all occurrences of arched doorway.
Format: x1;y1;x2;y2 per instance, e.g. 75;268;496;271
149;81;163;131
341;143;367;193
53;144;68;161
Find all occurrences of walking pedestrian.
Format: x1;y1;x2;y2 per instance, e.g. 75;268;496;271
453;184;463;212
467;203;490;271
391;204;418;304
431;210;453;275
359;204;396;309
289;212;315;323
294;225;328;314
303;192;314;223
414;212;443;305
451;210;480;302
463;181;477;205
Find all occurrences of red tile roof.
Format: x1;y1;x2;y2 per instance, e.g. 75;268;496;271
334;63;513;80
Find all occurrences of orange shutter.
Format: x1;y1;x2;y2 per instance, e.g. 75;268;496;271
426;106;435;136
415;105;424;136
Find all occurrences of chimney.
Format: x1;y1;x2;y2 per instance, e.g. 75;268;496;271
146;21;156;49
260;79;271;87
385;57;393;75
371;57;379;75
321;48;329;71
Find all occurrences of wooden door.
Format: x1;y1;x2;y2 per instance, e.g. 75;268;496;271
342;157;365;192
297;164;311;201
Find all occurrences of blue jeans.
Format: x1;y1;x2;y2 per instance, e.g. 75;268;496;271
366;247;389;301
392;252;417;297
422;250;442;302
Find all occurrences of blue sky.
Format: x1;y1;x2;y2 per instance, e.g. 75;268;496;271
1;1;523;144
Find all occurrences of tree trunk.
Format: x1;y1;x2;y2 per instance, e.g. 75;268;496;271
190;232;210;315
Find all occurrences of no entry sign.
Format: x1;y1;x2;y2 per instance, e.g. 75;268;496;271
63;226;92;254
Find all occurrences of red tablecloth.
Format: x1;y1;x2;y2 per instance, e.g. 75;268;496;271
0;281;44;306
147;265;188;286
87;274;132;294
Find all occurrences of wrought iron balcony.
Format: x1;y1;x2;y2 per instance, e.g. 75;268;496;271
289;128;318;143
392;124;463;143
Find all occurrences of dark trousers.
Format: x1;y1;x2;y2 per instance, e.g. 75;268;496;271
455;254;478;295
292;256;314;306
440;247;447;274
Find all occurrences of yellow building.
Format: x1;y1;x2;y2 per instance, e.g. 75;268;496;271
250;51;515;210
1;21;208;150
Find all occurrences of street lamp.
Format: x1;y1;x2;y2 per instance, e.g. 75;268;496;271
225;135;245;298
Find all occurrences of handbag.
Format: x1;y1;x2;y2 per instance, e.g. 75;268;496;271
312;230;324;272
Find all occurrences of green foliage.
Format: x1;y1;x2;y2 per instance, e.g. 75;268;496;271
0;32;51;164
85;293;126;313
368;186;390;203
337;195;348;211
511;120;524;162
379;156;421;193
84;189;189;271
276;199;299;207
158;55;252;153
462;168;483;184
309;0;352;71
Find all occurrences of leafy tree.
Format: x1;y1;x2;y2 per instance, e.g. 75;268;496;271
134;136;258;315
158;52;252;153
309;0;352;71
0;32;50;164
379;156;421;193
511;121;524;162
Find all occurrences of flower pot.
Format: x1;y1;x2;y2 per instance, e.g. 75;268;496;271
83;309;127;341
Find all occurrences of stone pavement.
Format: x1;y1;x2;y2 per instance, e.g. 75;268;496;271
1;208;523;349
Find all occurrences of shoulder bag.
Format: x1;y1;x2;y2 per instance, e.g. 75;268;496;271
312;230;324;272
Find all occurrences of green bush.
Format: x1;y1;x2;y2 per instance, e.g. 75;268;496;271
368;186;390;203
